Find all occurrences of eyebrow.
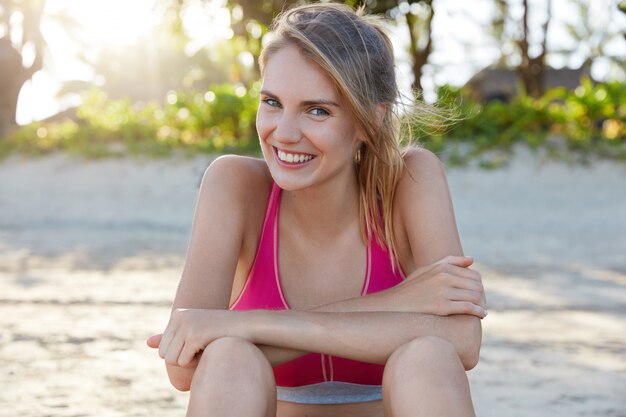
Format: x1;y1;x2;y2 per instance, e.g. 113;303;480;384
260;89;340;107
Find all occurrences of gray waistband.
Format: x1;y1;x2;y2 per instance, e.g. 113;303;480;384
276;381;382;404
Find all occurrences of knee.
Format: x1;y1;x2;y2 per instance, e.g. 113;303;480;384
193;337;275;387
383;336;463;383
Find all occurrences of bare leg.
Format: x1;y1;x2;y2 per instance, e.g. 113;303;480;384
187;336;277;417
382;336;476;417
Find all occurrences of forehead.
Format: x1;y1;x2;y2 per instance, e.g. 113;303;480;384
261;45;340;102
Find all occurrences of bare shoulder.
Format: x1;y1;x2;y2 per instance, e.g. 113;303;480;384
204;155;271;187
175;154;270;310
202;154;271;197
394;146;462;268
397;146;447;190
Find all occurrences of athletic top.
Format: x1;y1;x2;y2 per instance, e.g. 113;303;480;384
228;180;405;388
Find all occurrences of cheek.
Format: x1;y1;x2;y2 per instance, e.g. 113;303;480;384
255;111;270;140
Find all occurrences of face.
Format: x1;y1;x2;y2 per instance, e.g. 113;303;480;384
256;44;363;192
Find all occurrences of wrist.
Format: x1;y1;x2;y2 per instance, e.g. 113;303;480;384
237;309;270;344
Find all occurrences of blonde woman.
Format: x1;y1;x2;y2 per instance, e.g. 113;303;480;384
148;3;487;416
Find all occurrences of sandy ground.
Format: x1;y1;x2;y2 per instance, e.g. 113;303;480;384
1;148;625;416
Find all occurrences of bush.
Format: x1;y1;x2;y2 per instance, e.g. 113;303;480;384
415;80;626;167
0;83;261;159
2;79;625;167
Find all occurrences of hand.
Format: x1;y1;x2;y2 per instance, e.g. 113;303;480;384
147;309;251;368
390;255;487;318
146;332;202;368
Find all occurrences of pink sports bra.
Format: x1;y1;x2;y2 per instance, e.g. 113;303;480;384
228;180;405;387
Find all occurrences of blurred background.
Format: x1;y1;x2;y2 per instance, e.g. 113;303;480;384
0;1;625;416
1;0;624;163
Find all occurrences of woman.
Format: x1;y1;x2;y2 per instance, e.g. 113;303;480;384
147;3;487;417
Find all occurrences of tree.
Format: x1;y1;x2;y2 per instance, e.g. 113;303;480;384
228;0;435;92
558;0;626;79
0;0;46;135
517;0;552;97
351;0;434;92
226;0;301;77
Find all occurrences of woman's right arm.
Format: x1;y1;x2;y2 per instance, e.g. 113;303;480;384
163;155;267;391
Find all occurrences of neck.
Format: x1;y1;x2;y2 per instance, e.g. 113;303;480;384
281;173;361;241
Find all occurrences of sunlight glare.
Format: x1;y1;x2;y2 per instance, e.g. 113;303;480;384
50;0;159;46
183;2;232;55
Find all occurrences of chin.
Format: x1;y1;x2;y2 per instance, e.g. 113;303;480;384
264;157;316;191
270;173;312;192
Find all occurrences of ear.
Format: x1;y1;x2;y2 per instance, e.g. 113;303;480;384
375;103;387;126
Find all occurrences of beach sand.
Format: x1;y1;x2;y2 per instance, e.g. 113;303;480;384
1;148;625;416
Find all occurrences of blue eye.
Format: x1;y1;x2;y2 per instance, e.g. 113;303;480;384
262;98;280;108
310;107;330;117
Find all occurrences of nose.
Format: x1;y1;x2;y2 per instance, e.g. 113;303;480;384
273;112;302;144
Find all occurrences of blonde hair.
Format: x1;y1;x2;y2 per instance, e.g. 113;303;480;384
259;3;410;264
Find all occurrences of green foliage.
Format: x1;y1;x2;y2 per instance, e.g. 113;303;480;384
2;80;625;168
0;84;261;159
415;80;626;167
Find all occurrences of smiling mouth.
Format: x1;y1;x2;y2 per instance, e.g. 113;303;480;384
275;147;316;164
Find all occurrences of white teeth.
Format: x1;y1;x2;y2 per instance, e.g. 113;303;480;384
277;149;314;164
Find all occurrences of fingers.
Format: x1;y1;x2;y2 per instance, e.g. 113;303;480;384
438;263;487;317
146;333;162;349
158;325;175;360
438;262;481;281
436;255;474;268
448;273;484;293
154;309;205;367
436;264;484;292
164;331;187;366
448;288;486;310
449;300;488;319
178;342;200;368
404;256;475;283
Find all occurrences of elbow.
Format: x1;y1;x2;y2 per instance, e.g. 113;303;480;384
460;345;480;371
170;377;191;392
456;315;483;371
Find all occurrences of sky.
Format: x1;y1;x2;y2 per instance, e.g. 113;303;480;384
11;0;626;125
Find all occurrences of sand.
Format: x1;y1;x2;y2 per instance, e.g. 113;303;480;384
1;147;625;416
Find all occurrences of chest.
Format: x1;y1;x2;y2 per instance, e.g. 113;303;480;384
278;226;367;310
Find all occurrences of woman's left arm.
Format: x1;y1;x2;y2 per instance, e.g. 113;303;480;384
250;148;482;368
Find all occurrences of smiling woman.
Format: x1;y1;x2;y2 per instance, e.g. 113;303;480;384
256;44;363;193
147;3;486;417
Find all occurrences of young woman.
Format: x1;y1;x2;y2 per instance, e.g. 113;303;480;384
147;3;487;417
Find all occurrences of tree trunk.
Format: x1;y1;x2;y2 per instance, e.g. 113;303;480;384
0;39;27;135
517;0;552;97
405;1;434;93
0;1;46;136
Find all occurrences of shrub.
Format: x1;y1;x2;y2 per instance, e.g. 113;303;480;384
415;80;626;167
1;83;261;159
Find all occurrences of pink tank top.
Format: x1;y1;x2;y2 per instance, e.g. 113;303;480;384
229;181;405;387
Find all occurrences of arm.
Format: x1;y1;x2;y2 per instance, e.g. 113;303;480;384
157;149;483;382
252;280;480;370
166;256;481;370
252;310;479;369
254;148;482;369
160;155;269;391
